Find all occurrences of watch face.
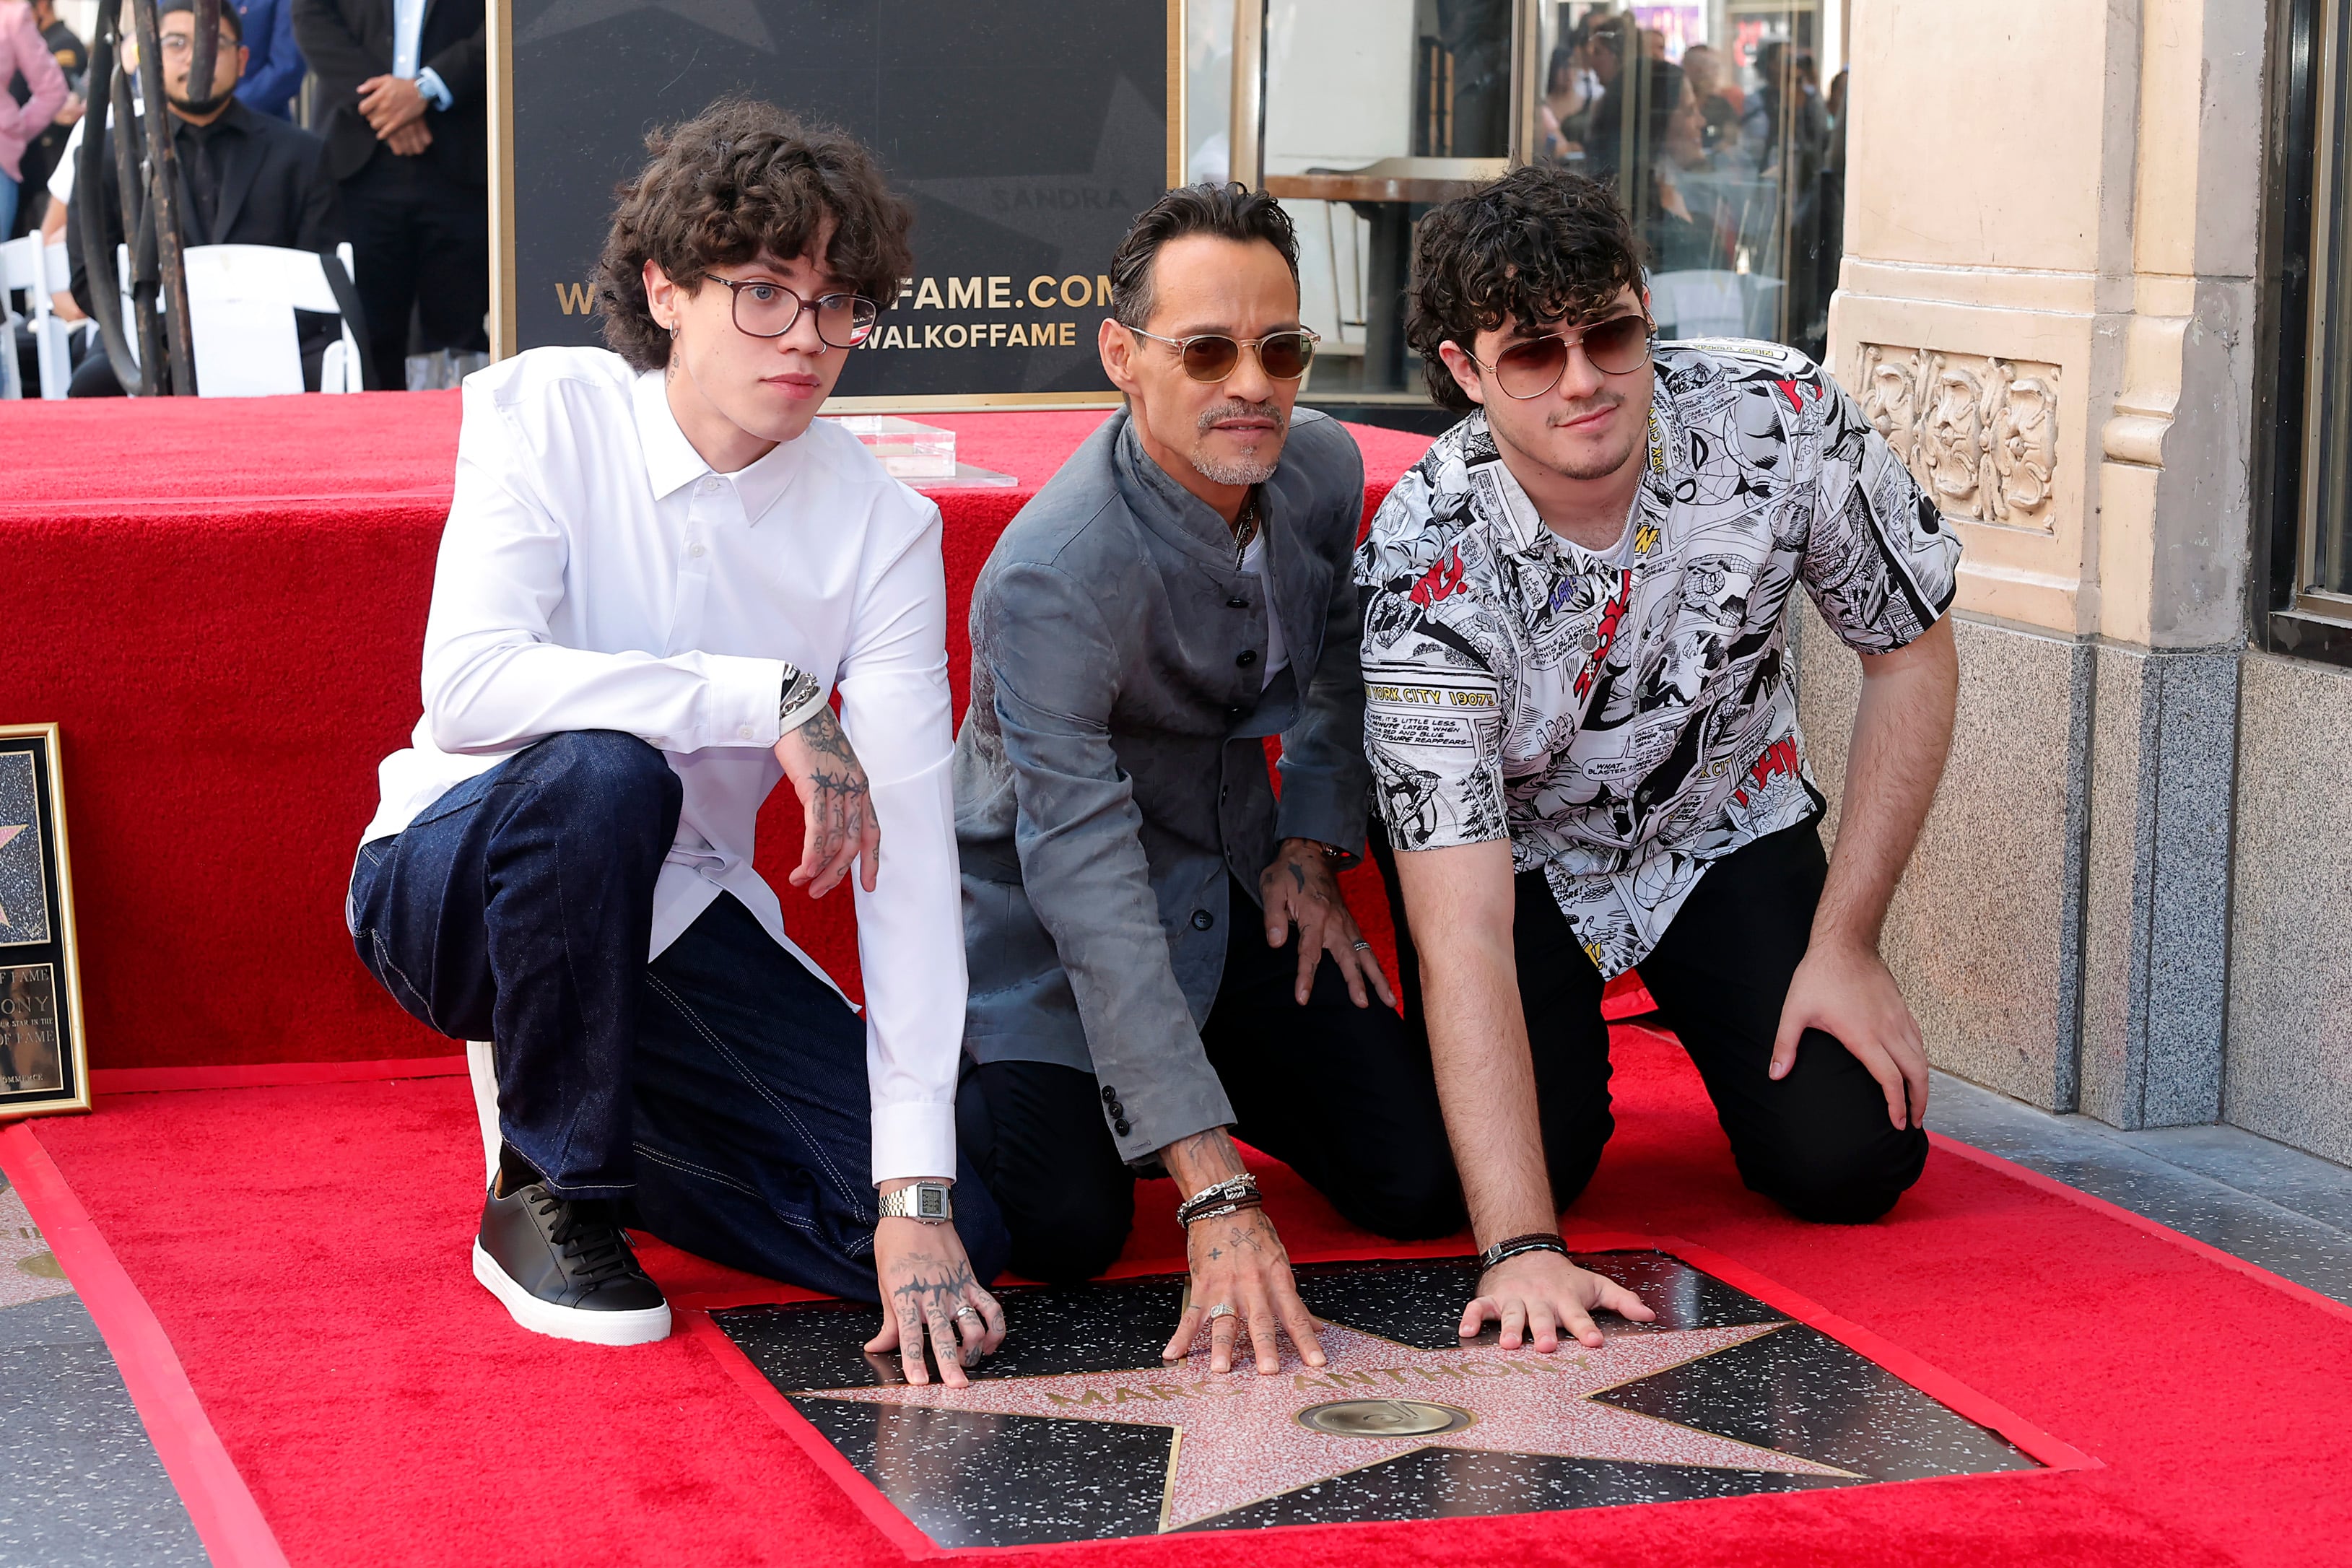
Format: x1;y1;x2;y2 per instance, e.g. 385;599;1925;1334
916;1185;949;1219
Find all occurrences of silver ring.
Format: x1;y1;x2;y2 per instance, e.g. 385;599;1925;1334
954;1306;981;1320
1351;941;1372;951
1205;1302;1236;1320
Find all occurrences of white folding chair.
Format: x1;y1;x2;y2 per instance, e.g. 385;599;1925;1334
181;242;365;396
0;233;69;398
0;235;28;400
110;240;365;394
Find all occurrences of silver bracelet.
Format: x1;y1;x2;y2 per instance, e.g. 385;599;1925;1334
778;664;826;733
1175;1173;1260;1229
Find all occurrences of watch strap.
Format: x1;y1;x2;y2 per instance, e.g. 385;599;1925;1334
876;1182;954;1223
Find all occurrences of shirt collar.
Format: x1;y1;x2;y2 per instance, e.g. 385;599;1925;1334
630;368;807;524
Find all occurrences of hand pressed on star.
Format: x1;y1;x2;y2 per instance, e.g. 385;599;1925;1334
1460;1247;1655;1353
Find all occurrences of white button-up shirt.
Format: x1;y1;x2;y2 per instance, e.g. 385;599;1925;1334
362;347;965;1183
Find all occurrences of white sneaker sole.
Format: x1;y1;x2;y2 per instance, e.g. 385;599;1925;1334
471;1240;672;1346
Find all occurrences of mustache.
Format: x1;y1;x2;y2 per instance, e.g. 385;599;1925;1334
1195;398;1285;433
1548;391;1625;425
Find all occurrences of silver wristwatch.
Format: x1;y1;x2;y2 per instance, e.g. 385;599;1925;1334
876;1181;954;1223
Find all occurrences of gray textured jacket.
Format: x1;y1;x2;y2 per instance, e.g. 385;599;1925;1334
954;409;1372;1164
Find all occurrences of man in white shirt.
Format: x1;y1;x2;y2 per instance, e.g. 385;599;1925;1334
347;100;1008;1381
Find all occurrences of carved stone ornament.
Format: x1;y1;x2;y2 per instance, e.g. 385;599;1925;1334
1856;344;2060;531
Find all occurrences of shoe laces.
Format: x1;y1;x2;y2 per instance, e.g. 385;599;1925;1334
530;1190;637;1288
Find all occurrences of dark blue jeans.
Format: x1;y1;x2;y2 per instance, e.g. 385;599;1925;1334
347;730;1009;1302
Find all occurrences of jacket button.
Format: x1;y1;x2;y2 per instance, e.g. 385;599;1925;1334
1236;650;1258;668
1099;1084;1117;1103
1190;910;1214;931
1107;1099;1125;1118
1113;1118;1132;1136
1227;596;1248;609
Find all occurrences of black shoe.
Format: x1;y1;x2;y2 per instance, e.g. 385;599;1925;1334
471;1180;671;1346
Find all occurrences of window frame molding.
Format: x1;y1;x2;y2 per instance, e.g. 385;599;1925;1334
2255;0;2352;665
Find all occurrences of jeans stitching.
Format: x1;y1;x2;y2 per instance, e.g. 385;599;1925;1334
630;1141;820;1234
367;930;444;1034
642;972;861;1203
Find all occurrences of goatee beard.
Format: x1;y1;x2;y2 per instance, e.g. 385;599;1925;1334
171;88;234;116
1188;398;1286;487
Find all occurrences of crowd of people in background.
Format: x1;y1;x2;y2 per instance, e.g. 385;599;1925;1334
4;0;485;395
1537;12;1846;360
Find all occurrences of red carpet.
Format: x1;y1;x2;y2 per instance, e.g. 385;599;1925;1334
0;395;1437;1071
18;1026;2352;1568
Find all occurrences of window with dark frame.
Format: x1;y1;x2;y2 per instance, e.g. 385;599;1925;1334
2257;0;2352;663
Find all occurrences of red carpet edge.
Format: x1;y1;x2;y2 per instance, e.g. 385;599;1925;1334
0;1122;293;1568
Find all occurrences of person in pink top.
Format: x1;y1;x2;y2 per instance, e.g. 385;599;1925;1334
0;0;68;237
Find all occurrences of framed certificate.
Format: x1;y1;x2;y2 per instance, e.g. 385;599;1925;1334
0;726;87;1119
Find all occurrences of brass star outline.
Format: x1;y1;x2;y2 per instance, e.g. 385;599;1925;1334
803;1316;1857;1531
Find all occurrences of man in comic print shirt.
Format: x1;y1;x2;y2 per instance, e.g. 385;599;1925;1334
1357;165;1961;1353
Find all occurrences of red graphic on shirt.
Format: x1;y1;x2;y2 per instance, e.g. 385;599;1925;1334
1772;378;1811;412
1573;570;1637;700
1732;736;1801;807
1410;549;1468;608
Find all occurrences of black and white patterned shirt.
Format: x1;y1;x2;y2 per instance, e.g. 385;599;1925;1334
1354;339;1961;977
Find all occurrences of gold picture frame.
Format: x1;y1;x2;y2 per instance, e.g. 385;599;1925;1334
0;725;89;1120
486;0;1186;412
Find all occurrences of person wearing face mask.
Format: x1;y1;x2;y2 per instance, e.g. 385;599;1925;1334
953;184;1466;1381
63;0;342;395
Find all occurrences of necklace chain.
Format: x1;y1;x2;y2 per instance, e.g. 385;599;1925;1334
1232;492;1261;567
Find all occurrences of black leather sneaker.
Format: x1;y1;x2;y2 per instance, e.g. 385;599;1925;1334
471;1180;671;1346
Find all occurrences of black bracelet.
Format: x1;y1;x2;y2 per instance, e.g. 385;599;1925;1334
1476;1232;1568;1273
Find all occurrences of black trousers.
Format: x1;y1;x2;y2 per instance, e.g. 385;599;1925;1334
341;144;489;391
347;731;1009;1300
1375;818;1930;1225
957;875;1465;1284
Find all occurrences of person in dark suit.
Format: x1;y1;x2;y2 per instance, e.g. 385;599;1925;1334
65;0;347;394
292;0;483;390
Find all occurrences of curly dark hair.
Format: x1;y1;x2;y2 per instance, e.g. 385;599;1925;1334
1405;164;1647;413
1107;182;1299;330
595;98;915;373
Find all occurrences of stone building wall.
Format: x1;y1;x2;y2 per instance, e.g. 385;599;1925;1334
1800;0;2349;1164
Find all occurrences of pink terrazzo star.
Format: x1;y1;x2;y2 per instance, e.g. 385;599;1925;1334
809;1320;1855;1529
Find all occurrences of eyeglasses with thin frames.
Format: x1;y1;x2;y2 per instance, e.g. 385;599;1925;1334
1125;326;1321;383
1463;313;1655;400
704;274;879;349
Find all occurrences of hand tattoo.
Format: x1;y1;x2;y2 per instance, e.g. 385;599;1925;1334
797;706;872;874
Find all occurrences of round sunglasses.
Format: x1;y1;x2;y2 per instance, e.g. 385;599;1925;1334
705;275;879;349
1465;313;1655;399
1126;326;1321;383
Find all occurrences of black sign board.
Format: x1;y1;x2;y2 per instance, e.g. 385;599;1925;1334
490;0;1180;409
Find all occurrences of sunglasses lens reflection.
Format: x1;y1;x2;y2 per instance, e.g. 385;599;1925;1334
1494;316;1652;397
1258;332;1315;380
1180;336;1243;382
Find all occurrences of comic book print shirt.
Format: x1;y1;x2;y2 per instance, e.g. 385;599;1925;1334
1354;339;1961;977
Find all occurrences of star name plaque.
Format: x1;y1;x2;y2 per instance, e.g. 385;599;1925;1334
707;1250;2073;1547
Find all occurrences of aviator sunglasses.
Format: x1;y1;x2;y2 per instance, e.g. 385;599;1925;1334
1463;313;1655;399
705;275;880;348
1126;326;1322;383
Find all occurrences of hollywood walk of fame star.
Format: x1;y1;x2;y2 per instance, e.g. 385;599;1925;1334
0;824;24;928
804;1318;1856;1530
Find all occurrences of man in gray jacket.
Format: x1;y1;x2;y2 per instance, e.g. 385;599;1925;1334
954;186;1461;1375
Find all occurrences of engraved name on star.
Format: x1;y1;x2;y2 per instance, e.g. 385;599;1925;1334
805;1319;1854;1530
